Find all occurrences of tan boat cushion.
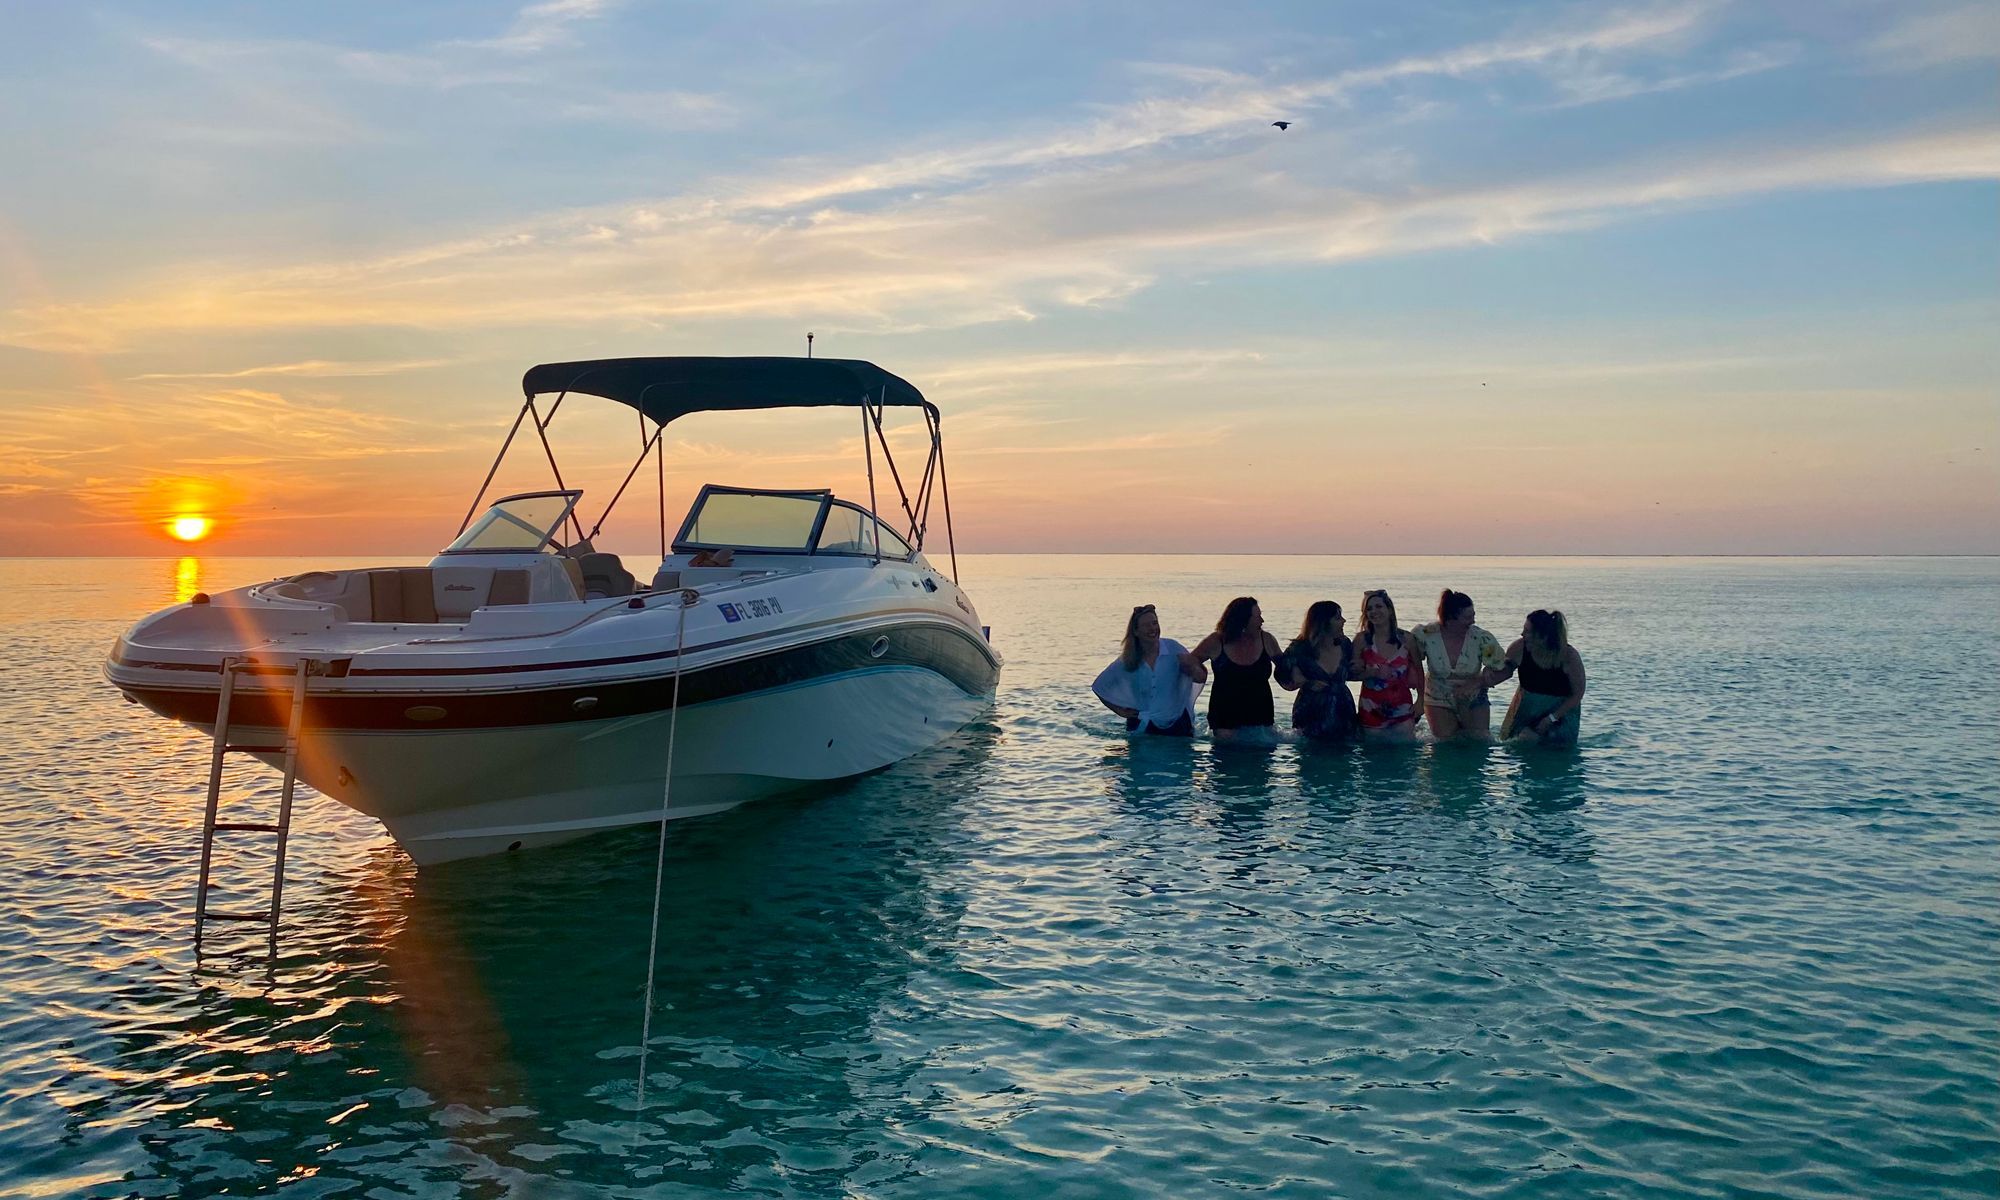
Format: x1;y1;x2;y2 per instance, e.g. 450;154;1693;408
487;569;530;607
399;568;437;623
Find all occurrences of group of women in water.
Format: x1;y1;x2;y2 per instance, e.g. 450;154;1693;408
1092;589;1586;747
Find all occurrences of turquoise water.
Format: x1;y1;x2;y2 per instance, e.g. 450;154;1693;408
0;555;1995;1198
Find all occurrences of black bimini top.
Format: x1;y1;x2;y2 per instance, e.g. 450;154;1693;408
521;356;933;426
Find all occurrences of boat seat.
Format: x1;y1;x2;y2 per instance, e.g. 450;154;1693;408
578;552;635;599
487;569;530;607
367;567;534;622
434;566;507;620
368;569;439;624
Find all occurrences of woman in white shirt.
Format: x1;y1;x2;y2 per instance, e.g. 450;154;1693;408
1093;605;1207;736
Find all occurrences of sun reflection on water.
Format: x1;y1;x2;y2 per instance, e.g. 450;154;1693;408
174;556;201;604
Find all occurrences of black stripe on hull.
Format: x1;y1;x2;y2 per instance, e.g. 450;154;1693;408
112;606;983;680
118;624;998;733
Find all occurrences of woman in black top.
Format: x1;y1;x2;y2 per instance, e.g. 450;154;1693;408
1189;596;1286;742
1280;600;1357;742
1485;609;1586;745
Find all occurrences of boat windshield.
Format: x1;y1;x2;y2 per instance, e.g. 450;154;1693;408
675;487;917;559
679;489;828;553
813;502;914;560
445;491;579;554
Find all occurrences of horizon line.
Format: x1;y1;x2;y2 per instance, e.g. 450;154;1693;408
7;552;1997;561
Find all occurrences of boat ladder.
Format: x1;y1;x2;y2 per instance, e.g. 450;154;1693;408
194;657;322;960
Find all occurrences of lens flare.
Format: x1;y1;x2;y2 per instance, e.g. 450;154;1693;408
169;516;212;542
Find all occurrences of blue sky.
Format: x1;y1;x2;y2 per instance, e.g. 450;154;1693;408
0;0;1994;554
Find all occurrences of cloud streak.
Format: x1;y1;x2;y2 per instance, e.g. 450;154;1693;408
24;3;1868;355
131;358;454;381
1868;2;2000;68
457;0;620;54
702;5;1717;215
7;119;1992;352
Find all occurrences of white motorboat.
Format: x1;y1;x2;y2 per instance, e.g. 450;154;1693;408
106;357;1001;865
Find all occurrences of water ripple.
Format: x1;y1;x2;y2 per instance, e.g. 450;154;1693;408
0;556;1995;1198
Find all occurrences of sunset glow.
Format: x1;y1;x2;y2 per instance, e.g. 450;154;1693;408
169;517;213;543
0;5;1992;556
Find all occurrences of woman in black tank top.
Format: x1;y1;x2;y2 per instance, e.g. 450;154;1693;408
1189;597;1286;742
1516;652;1572;697
1486;609;1586;745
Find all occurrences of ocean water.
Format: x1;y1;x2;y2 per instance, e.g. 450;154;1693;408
0;554;1994;1199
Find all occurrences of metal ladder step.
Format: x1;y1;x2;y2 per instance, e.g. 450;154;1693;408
195;656;321;960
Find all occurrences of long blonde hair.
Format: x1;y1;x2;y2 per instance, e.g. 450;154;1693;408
1120;604;1156;670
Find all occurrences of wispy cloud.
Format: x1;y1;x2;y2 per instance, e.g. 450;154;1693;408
462;0;620;54
133;34;380;147
552;89;736;131
1868;2;2000;68
914;348;1271;398
705;5;1717;215
1541;44;1798;107
8;120;1992;353
131;358;453;381
119;2;716;132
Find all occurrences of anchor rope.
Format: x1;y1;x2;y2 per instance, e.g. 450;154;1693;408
635;590;693;1122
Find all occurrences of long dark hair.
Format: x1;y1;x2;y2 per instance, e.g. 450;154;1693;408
1438;589;1474;623
1525;609;1567;666
1297;600;1344;646
1217;596;1259;641
1359;589;1402;647
1120;604;1156;670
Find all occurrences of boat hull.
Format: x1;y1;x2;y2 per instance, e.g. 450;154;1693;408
397;665;990;860
113;618;999;865
172;666;988;864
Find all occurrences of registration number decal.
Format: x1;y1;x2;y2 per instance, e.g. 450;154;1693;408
718;597;784;623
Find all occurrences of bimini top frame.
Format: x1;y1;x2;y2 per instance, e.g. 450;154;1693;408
458;356;959;580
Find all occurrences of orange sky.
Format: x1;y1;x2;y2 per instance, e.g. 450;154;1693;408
2;339;1994;557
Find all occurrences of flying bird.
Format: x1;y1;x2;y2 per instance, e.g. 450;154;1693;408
1272;121;1291;131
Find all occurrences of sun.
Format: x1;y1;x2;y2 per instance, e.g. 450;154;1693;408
169;516;213;542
